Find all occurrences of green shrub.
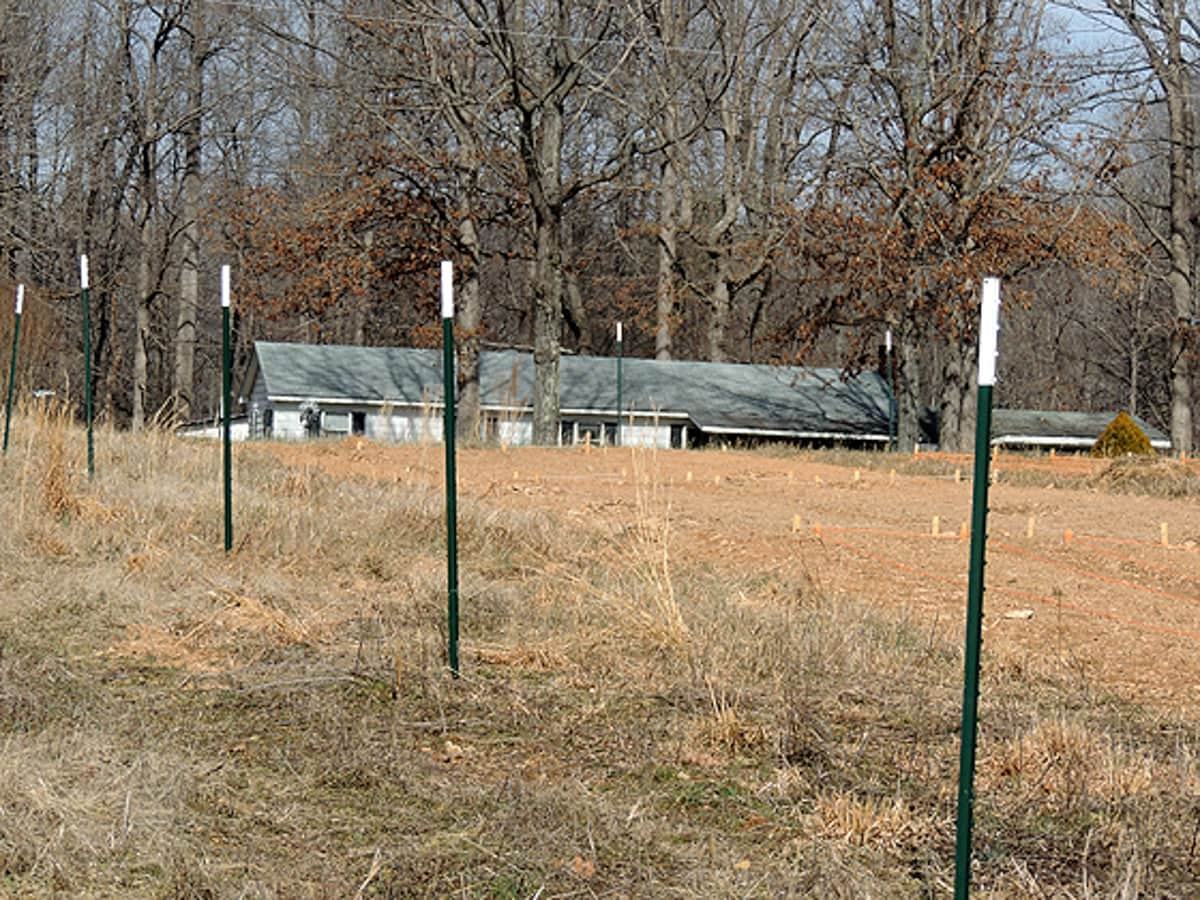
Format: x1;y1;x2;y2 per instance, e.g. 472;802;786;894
1091;411;1153;457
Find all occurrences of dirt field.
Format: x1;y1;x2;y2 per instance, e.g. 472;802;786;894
266;440;1200;712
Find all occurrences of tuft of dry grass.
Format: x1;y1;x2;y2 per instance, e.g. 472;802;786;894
1090;455;1200;498
37;401;80;520
813;790;933;849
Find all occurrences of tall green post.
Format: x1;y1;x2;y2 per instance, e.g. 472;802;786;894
886;328;896;451
4;284;24;454
81;255;94;479
954;277;1002;899
221;265;233;553
615;321;623;447
441;261;460;678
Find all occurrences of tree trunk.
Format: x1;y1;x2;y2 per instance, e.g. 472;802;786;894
563;268;591;353
706;258;732;363
457;212;482;441
173;0;204;423
655;139;679;361
133;224;152;430
525;57;565;445
937;341;976;452
531;212;563;445
1166;81;1195;453
132;118;158;430
1169;323;1192;452
1128;329;1139;416
16;100;36;283
897;338;922;452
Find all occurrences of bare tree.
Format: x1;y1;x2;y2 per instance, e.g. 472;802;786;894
451;0;641;443
1088;0;1197;453
821;0;1080;450
172;0;210;424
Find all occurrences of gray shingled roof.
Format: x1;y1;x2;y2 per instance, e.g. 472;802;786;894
254;342;445;405
992;408;1170;448
250;342;1171;447
484;350;891;437
251;342;892;439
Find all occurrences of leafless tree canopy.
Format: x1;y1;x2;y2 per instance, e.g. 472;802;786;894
0;0;1196;449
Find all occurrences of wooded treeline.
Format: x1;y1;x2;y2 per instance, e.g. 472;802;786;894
0;0;1196;451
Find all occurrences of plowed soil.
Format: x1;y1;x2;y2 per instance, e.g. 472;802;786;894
263;440;1200;712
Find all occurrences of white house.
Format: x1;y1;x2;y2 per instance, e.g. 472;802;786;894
237;342;895;448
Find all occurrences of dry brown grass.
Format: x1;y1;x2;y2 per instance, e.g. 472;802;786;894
1090;455;1200;497
1;414;1199;896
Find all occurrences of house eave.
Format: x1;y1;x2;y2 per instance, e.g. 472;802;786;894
699;424;890;442
266;395;437;409
992;433;1172;450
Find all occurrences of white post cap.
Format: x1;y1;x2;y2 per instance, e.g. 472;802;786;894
80;255;89;289
885;328;892;352
221;265;231;308
617;321;622;343
978;278;1001;386
15;284;23;315
440;260;454;319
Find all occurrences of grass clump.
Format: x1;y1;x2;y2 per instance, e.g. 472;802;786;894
0;416;1198;895
1090;455;1200;498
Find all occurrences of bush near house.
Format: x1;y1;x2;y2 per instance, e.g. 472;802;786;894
1091;410;1154;457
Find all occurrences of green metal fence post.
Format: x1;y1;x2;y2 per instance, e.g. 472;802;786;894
4;284;24;454
441;261;460;678
953;277;1002;899
886;328;896;451
81;256;94;479
222;265;233;553
616;321;623;447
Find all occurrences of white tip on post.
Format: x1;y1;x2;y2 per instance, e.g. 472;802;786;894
221;265;231;308
617;321;622;343
978;278;1001;386
885;328;892;352
440;261;454;319
15;284;23;315
80;255;89;290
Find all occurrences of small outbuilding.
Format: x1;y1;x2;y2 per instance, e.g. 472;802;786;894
990;409;1171;452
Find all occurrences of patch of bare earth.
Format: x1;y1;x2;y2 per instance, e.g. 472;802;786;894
268;439;1200;713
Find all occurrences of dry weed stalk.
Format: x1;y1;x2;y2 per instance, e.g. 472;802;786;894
39;399;79;520
553;443;690;653
814;789;928;848
617;445;690;649
698;679;766;754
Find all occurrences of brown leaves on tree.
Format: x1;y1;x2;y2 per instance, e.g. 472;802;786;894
221;138;450;345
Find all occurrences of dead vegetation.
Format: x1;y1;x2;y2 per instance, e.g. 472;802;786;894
1090;455;1200;498
0;414;1199;896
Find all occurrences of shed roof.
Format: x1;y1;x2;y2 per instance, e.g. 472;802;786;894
991;408;1170;449
250;342;893;440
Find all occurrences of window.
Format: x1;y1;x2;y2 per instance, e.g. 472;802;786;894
577;423;602;446
324;412;350;435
